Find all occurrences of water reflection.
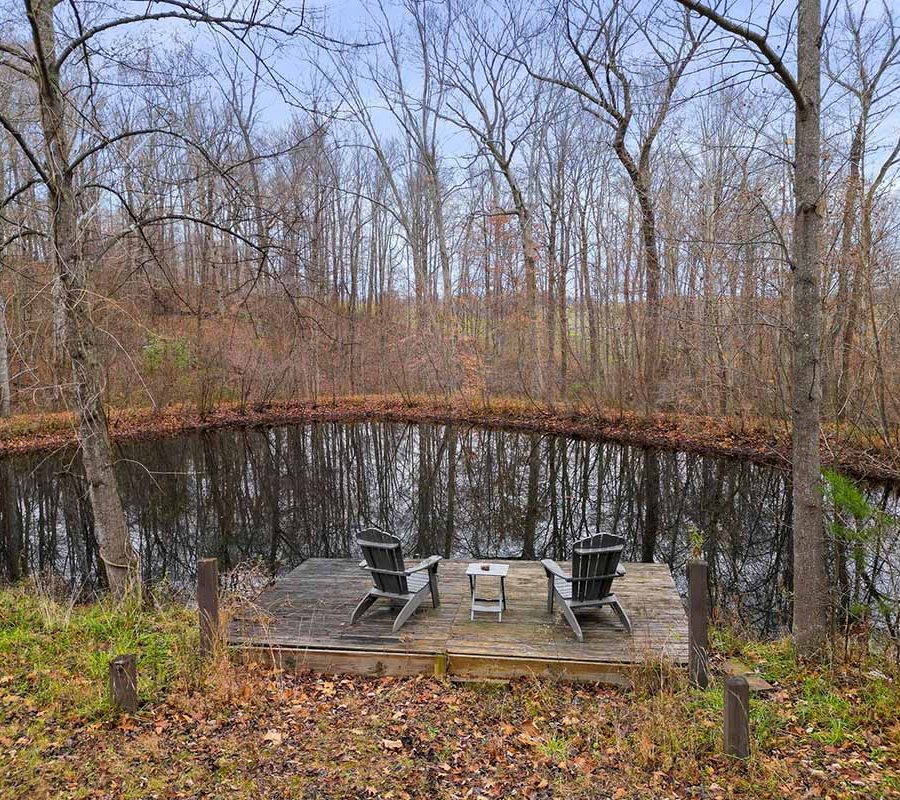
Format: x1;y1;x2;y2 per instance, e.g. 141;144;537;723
1;421;896;636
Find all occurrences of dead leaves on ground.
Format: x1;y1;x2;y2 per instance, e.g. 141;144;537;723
3;665;898;799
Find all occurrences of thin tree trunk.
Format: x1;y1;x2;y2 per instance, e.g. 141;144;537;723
833;115;865;415
1;460;19;581
579;212;599;382
28;0;138;596
0;295;11;416
613;137;661;411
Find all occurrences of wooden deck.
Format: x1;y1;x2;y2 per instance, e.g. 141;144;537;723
229;559;688;684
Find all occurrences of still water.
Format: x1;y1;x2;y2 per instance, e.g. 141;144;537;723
1;421;897;636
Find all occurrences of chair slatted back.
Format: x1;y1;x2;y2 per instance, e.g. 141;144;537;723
572;533;625;602
358;528;408;595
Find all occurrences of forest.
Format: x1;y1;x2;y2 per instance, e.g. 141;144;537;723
0;0;898;798
0;0;897;427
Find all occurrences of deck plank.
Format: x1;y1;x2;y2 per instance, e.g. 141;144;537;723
229;559;689;681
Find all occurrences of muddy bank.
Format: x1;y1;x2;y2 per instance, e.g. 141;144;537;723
0;395;897;485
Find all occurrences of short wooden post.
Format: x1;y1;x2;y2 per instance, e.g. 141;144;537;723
724;675;750;758
197;557;220;657
108;654;138;712
687;559;709;688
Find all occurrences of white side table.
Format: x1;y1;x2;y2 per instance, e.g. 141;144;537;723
466;563;509;622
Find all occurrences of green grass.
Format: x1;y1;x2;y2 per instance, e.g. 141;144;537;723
0;585;199;722
1;588;897;799
710;626;900;753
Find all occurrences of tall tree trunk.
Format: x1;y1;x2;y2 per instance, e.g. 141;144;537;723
579;213;599;383
1;460;19;581
0;295;11;416
613;136;661;411
546;205;557;386
635;184;661;411
833;115;865;416
28;0;138;596
513;188;537;314
427;154;453;313
791;0;828;656
558;227;568;389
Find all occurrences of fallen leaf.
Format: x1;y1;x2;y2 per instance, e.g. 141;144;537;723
262;729;283;746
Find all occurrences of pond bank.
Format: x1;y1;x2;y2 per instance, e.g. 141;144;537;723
1;395;898;485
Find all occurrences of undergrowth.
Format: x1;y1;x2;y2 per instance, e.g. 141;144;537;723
0;587;897;799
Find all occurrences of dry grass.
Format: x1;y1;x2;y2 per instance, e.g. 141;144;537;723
0;587;897;799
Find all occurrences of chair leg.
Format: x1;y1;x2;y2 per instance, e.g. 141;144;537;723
350;592;378;625
392;586;430;632
556;590;584;642
546;576;554;613
611;600;632;633
428;567;440;608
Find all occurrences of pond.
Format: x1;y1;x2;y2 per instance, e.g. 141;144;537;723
1;421;898;637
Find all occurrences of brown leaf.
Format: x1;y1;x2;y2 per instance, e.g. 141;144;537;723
262;729;283;746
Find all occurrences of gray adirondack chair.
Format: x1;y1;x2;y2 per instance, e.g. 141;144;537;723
350;528;442;632
541;533;631;641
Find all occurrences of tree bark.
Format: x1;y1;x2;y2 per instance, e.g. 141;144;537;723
611;138;661;412
512;185;538;315
1;460;19;581
791;0;829;656
833;115;864;415
579;211;599;382
27;0;138;597
0;295;11;416
675;0;831;659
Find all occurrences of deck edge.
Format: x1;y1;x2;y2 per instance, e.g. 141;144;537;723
230;641;685;685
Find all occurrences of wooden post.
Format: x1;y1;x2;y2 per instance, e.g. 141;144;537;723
198;557;220;657
108;654;138;712
688;559;709;688
724;675;751;758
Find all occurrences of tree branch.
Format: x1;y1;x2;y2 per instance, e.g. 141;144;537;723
675;0;807;111
0;111;49;184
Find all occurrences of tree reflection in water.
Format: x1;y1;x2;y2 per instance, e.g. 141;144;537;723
1;421;897;636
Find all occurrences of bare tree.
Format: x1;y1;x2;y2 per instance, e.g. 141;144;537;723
437;3;544;317
824;1;900;423
0;0;320;595
520;0;704;409
675;0;830;655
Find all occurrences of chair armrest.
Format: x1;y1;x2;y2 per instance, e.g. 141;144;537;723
540;559;571;581
407;555;442;574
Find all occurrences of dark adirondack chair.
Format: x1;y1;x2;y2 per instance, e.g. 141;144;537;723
350;528;442;633
541;533;631;641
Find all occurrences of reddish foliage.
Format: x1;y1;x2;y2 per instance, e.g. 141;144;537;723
0;395;897;485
